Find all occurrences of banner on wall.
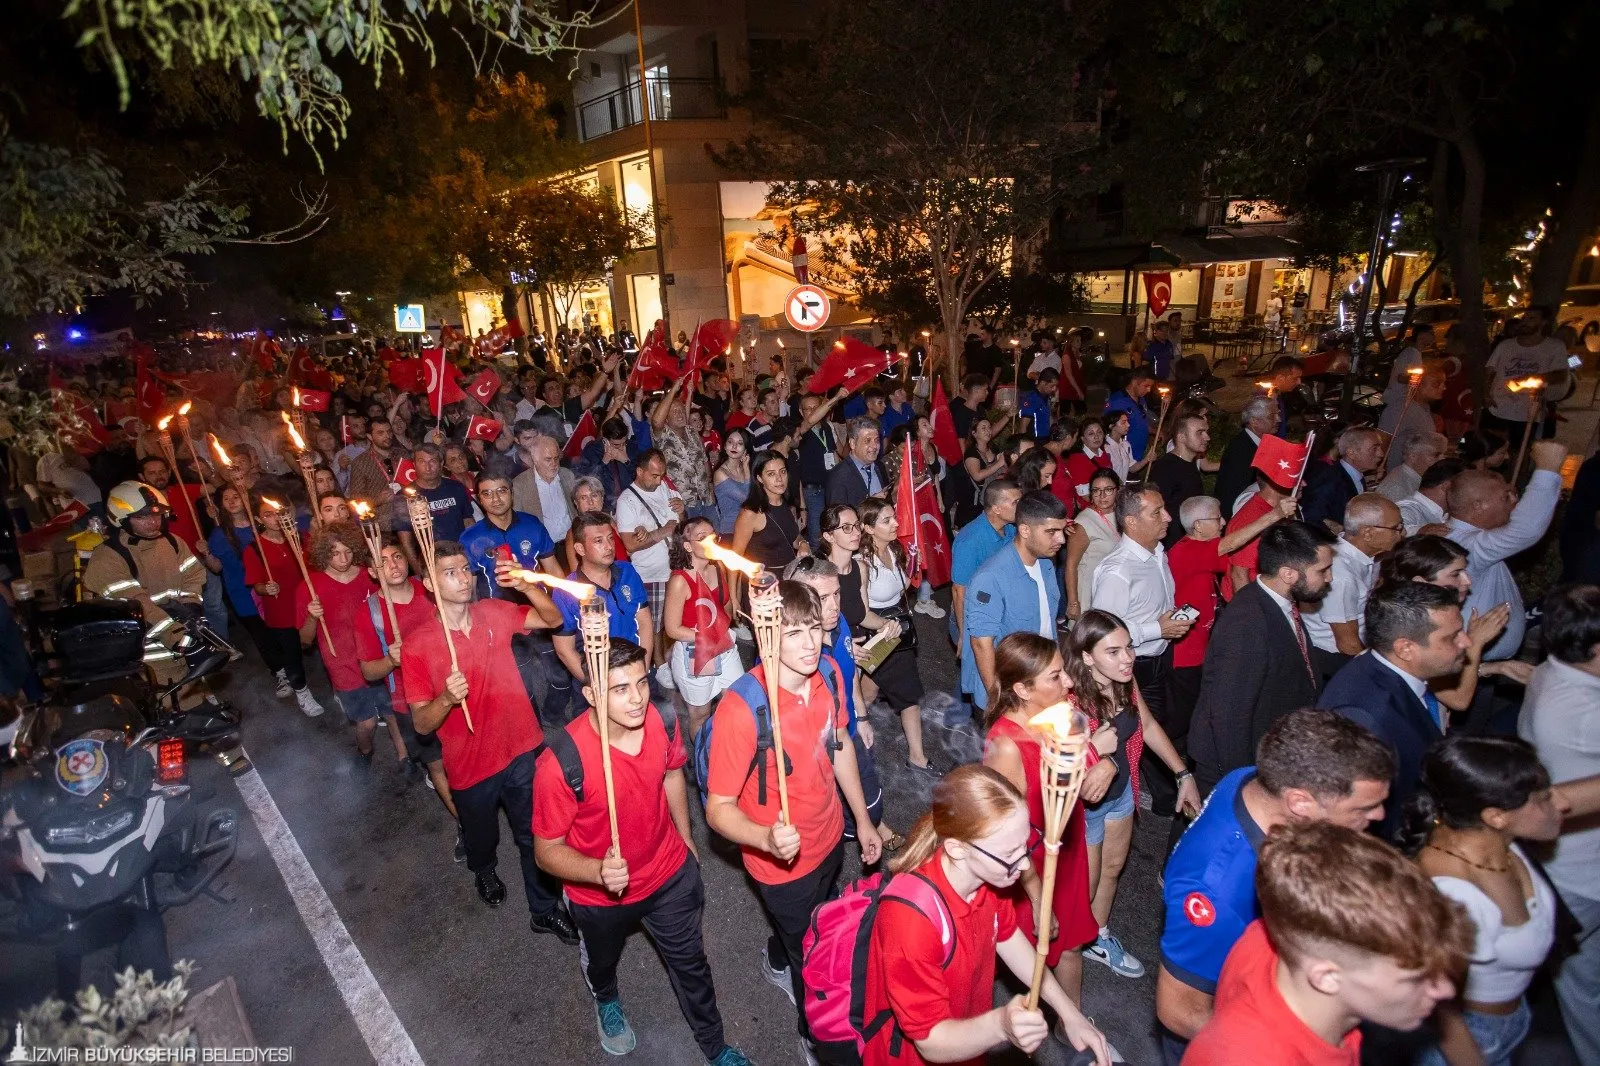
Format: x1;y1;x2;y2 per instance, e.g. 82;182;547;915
1210;262;1251;319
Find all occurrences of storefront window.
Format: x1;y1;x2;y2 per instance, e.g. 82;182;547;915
630;273;663;336
620;156;656;248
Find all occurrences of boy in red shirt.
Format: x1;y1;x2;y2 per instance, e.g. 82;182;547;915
401;540;578;943
704;581;881;1054
533;639;751;1066
242;495;323;717
296;521;382;760
1186;821;1470;1066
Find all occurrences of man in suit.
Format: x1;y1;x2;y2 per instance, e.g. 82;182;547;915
1319;581;1470;838
1213;396;1277;519
1300;426;1384;531
823;416;887;511
1190;521;1337;795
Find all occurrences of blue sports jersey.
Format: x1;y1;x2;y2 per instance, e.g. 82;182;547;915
1019;389;1052;440
460;512;556;599
1159;767;1265;995
552;562;649;642
827;616;858;734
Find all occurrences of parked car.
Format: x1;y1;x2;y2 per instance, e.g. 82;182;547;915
1558;283;1600;352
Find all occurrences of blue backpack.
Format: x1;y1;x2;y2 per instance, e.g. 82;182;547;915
693;656;843;810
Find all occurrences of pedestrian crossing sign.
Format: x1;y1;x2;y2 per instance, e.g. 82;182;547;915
394;304;426;333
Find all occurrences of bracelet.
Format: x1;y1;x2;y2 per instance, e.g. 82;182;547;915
1174;769;1194;782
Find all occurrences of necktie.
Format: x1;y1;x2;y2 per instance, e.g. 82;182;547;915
1423;689;1443;732
1288;602;1315;683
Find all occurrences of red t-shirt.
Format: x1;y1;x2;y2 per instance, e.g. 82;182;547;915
293;569;377;691
1168;536;1228;669
163;483;206;551
724;411;756;432
1224;493;1273;590
1185;921;1361;1066
1064;450;1113;504
400;599;541;789
532;707;689;907
353;579;435;715
862;856;1020;1066
705;663;847;885
241;535;307;629
1049;459;1077;515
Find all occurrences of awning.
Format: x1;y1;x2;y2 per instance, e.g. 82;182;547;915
1044;242;1181;273
1149;233;1304;266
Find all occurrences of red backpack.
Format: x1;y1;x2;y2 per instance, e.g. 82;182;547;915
800;870;955;1062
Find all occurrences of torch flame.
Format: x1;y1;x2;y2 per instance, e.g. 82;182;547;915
1406;365;1425;381
157;415;173;431
1156;385;1172;396
280;411;307;450
292;386;301;407
514;571;596;601
1255;380;1276;396
351;500;374;520
1027;701;1089;742
260;496;285;513
698;536;764;578
209;435;232;467
178;401;192;415
1507;376;1546;393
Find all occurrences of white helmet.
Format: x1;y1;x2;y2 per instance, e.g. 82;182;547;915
106;481;170;528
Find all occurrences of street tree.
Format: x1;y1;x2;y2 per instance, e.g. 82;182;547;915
718;0;1107;390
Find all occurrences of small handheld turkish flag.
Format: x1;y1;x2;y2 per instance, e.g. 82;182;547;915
295;388;331;412
809;337;895;395
691;581;734;675
930;378;963;466
467;368;502;406
466;416;504;442
392;459;419;489
563;410;599;459
1250;434;1310;491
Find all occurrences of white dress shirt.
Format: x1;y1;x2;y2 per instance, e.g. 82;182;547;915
1091;534;1176;656
1256;577;1299;628
1375;463;1421;503
1398;491;1446;537
1371;649;1430;703
1301;537;1378;653
1519;658;1600;899
534;472;572;542
1449;469;1561;660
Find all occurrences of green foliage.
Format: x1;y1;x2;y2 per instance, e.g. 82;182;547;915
0;136;249;318
62;0;624;153
19;960;197;1049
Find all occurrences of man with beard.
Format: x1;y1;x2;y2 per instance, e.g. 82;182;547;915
346;417;401;527
1190;521;1338;795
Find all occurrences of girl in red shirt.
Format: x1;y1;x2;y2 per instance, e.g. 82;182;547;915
240;494;323;717
862;764;1108;1066
981;633;1099;1008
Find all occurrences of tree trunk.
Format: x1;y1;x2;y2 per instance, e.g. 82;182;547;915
1529;91;1600;309
1441;125;1491;419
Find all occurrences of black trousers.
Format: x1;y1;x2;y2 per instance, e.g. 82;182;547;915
1134;650;1183;818
840;732;884;843
453;749;563;919
757;840;845;1038
244;616;306;689
570;858;726;1058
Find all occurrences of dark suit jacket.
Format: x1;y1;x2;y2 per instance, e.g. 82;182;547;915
1213;431;1259;519
1318;651;1441;839
1190;581;1323;790
1300;459;1362;530
824;456;887;511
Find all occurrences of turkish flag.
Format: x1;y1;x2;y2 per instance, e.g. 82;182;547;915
376;346;402;364
475;319;524;355
50;370;111;455
1251;434;1310;490
133;348;165;422
1143;272;1173;319
294;387;331;412
809;337;895;395
440;324;467;349
895;439;921;580
691;319;739;365
340;416;353;445
391;351;465;415
466;416;504;442
466;368;502;406
895;439;951;587
288;346;335;390
392;459;419;488
691;583;734;675
154;368;238;409
563;410;599;459
249;333;282;372
929;378;963;466
627;327;679;391
915;476;952;587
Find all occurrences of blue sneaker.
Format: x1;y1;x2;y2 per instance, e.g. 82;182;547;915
594;998;637;1056
707;1046;753;1066
1082;931;1145;978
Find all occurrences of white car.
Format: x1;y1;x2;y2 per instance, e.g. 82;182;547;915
1559;283;1600;352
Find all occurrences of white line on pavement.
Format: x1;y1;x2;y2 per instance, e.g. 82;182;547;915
234;759;425;1066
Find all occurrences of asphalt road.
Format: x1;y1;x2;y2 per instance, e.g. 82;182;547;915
2;596;1582;1066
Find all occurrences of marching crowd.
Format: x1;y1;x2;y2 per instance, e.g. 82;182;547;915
15;305;1600;1066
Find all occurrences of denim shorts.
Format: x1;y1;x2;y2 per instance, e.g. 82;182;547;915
335;683;391;724
1083;771;1135;846
1416;999;1530;1066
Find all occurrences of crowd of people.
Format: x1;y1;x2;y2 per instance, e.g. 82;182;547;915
9;303;1600;1066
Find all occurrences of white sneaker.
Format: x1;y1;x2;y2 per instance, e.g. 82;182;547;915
274;669;292;699
655;662;676;691
294;687;325;718
913;600;945;618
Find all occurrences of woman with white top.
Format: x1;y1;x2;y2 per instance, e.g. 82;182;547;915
854;497;935;776
1400;735;1570;1066
1103;410;1138;480
1065;469;1122;621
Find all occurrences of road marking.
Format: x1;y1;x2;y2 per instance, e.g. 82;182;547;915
234;760;425;1066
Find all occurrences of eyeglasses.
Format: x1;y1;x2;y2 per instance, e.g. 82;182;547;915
835;522;862;533
965;839;1030;877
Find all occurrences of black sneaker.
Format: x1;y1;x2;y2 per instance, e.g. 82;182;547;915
530;904;580;945
475;869;506;908
453;828;467;864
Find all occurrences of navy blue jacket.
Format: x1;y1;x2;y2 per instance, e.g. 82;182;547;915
1318;651;1441;840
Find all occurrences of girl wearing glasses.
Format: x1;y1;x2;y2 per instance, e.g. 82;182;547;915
981;632;1101;1010
1065;469;1122;622
861;764;1109;1066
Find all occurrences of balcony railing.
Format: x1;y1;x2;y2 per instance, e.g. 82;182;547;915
577;76;724;142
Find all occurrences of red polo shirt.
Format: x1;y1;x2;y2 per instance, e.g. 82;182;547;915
862;856;1020;1066
353;579;435;715
401;599;541;789
1185;921;1361;1066
1168;536;1227;669
241;535;307;629
1224;493;1273;590
294;569;376;691
533;706;689;907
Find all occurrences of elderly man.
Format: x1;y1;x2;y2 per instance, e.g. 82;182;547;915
1300;493;1406;660
1214;395;1276;518
1093;484;1196;821
1447;439;1566;662
1378;365;1447;469
1398;457;1462;536
512;435;576;554
1300;426;1384;531
824;416;887;510
1376;431;1448;504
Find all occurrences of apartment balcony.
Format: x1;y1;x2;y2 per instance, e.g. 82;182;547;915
576;75;725;142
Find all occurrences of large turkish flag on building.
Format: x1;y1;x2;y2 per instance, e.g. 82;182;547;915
1143;272;1173;319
